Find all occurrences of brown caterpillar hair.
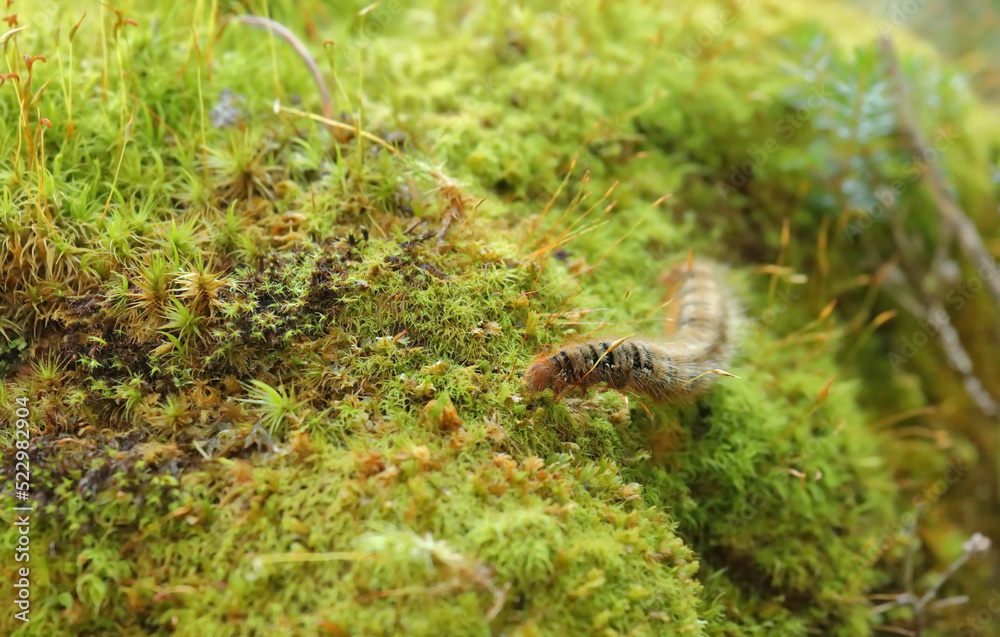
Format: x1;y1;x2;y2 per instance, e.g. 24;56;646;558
523;259;736;402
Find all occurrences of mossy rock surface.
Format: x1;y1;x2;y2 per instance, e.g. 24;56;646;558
2;1;997;636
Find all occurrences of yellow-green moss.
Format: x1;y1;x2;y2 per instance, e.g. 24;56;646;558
2;0;998;636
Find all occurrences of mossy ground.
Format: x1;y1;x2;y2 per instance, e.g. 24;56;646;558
1;1;998;636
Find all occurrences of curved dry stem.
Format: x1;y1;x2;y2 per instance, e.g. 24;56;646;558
224;15;333;120
274;102;401;156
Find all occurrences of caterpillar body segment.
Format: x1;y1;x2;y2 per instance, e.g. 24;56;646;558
523;260;736;402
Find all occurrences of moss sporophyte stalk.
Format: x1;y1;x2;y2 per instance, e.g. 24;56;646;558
0;1;997;636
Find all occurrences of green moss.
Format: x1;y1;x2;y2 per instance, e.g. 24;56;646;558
2;0;998;635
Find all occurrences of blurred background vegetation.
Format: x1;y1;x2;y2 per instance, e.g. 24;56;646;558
860;0;1000;103
0;0;998;635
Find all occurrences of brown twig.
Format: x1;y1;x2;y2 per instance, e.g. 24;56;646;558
884;266;999;416
879;36;1000;310
869;525;990;636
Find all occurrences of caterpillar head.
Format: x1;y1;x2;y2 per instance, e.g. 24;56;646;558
523;356;568;395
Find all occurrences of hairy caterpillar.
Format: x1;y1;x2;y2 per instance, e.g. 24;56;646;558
523;259;736;402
